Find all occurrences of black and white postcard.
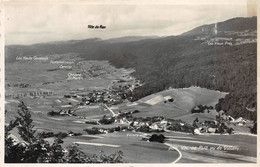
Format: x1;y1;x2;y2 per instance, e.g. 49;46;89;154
0;0;259;166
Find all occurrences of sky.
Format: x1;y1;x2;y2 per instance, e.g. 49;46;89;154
4;0;256;45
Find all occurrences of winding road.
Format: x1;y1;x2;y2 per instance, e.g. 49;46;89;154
164;143;182;163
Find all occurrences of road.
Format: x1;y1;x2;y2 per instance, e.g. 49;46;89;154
164;142;182;163
103;104;116;116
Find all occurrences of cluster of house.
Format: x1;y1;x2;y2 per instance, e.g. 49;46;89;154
64;86;133;106
192;111;248;135
78;63;109;78
216;110;248;126
193;122;234;135
48;109;76;116
89;89;124;105
114;115;169;132
131;119;170;132
193;119;219;135
91;112;190;134
222;115;247;126
85;113;193;135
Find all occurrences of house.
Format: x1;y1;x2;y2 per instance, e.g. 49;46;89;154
234;117;246;126
150;124;159;130
198;126;207;133
227;116;235;122
179;123;184;126
160;120;167;124
207;127;217;133
59;110;67;115
133;121;139;126
164;96;174;102
194;128;201;135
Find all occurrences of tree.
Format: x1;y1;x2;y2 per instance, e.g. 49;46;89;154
5;102;65;163
149;134;166;143
17;101;36;144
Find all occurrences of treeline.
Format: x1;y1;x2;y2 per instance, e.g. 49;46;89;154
214;44;256;120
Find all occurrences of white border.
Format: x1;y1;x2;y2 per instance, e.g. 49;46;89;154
0;0;259;167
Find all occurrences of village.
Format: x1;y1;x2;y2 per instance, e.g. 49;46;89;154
81;103;253;137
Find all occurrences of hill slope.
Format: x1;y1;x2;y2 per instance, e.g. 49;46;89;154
182;16;257;36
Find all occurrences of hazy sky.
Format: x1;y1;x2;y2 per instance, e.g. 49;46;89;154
5;0;254;45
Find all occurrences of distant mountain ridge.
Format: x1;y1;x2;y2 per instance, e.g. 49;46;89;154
105;36;160;43
182;16;257;36
5;17;256;57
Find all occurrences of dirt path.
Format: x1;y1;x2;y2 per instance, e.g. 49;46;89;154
103;104;116;116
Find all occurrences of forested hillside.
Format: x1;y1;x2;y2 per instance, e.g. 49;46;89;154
88;38;256;120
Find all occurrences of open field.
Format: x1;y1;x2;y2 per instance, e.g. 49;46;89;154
62;132;180;163
112;87;227;119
